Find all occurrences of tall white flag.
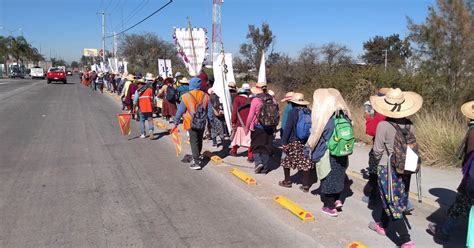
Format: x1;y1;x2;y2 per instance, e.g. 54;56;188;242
257;52;266;83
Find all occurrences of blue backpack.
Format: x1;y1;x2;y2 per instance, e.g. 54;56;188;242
295;108;312;140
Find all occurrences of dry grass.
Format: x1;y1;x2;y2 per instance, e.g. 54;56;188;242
413;109;465;167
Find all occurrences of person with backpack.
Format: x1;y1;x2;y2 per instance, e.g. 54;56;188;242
279;93;313;192
133;79;155;139
305;88;353;217
245;82;279;174
174;77;214;170
428;100;474;242
367;88;423;248
159;77;178;123
230;84;252;158
280;92;295;138
176;77;190;103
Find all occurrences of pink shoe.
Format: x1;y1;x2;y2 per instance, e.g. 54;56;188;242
401;241;415;248
322;207;338;217
335;200;343;209
368;221;386;236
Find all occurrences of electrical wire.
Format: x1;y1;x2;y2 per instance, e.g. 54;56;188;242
114;0;148;31
105;0;173;39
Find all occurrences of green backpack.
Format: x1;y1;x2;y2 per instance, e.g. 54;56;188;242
327;112;355;156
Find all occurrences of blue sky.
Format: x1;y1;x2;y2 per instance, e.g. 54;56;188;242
0;0;435;62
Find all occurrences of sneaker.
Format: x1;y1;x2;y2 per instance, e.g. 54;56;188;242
321;207;338;217
427;223;450;241
149;131;154;140
139;134;146;139
368;221;386;236
190;162;202;170
254;164;264;174
335;200;343;210
400;240;415;248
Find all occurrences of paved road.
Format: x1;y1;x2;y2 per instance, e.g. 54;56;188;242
0;77;317;247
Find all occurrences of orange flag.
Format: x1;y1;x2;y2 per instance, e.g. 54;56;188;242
117;113;132;135
170;127;182;156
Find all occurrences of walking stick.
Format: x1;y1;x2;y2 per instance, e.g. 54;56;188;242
416;167;422;203
387;154;394;203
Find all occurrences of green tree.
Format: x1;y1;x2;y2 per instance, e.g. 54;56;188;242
362;34;411;67
239;22;275;70
119;32;182;74
70;61;79;68
407;0;474;103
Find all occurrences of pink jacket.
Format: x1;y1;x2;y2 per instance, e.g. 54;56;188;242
245;94;277;132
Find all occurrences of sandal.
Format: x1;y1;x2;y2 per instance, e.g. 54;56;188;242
278;180;292;188
299;185;310;193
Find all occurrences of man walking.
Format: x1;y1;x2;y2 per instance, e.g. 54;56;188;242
133;79;155;139
174;77;214;170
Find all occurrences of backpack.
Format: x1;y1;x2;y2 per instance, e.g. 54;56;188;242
257;94;279;128
188;92;207;130
389;122;421;174
295;108;312;140
166;86;177;102
327;112;355;156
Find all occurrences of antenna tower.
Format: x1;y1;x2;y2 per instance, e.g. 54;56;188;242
212;0;223;62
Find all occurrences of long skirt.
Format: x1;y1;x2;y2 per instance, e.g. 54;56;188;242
250;127;274;155
211;117;226;139
162;99;177;117
447;193;470;218
281;140;314;171
320;155;348;195
377;165;408;219
231;127;251;147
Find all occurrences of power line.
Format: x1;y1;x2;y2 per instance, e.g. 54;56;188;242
114;0;148;31
105;0;173;39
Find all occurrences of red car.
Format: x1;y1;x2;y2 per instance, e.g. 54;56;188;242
47;67;67;84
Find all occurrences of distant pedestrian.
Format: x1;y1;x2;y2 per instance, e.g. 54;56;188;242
96;72;104;93
367;88;423;247
160;77;178;123
306;88;353;217
126;77;139;120
230;83;252;159
279;93;313;192
428;100;474;242
174;77;214;170
245;82;279;174
133;79;155;139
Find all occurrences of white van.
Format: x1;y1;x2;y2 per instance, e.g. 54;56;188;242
30;66;45;79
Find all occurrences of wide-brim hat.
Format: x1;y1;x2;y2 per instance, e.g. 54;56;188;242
281;91;295;102
289;92;310;106
228;82;237;88
145;73;154;81
461;101;474;119
251;86;264;95
256;82;267;88
370;88;423;118
241;83;251;91
180;77;189;84
126;74;135;81
136;78;146;84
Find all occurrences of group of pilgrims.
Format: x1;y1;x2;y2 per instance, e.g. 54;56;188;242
81;69;474;248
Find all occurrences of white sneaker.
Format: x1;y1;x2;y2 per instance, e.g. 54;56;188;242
139;134;146;139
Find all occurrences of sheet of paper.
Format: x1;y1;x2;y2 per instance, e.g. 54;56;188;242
405;146;419;172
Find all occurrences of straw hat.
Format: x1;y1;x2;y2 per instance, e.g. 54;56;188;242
289;93;310;106
228;82;237;89
175;72;183;78
251;82;267;94
461;101;474;120
180;77;189;84
281;92;295;102
370;88;423;118
136;78;145;84
145;73;154;81
126;74;135;81
378;87;390;96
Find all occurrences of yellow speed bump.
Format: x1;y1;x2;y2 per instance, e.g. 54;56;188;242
210;155;223;164
154;121;167;129
230;168;257;185
347;241;367;248
273;195;314;222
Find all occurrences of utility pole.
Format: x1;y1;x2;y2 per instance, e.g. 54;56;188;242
113;31;117;58
101;11;106;63
383;49;388;71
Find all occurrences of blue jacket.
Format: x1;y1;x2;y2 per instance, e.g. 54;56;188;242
281;103;293;130
175;77;213;124
310;118;335;162
281;107;307;146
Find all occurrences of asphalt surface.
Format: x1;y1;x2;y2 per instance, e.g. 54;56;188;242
0;77;317;247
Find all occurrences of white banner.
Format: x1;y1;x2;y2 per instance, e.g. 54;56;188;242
174;28;208;77
212;53;236;133
258;52;266;83
108;58;118;74
158;59;173;78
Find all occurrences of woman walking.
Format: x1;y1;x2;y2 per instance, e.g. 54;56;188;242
230;84;252;158
306;88;352;217
428;100;474;242
159;77;178;123
279;93;313;192
209;88;227;147
367;88;423;248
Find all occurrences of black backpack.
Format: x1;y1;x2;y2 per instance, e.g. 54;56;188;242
188;92;207;130
166;86;177;102
257;94;279;128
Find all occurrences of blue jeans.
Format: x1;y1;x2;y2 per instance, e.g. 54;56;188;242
139;112;154;135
